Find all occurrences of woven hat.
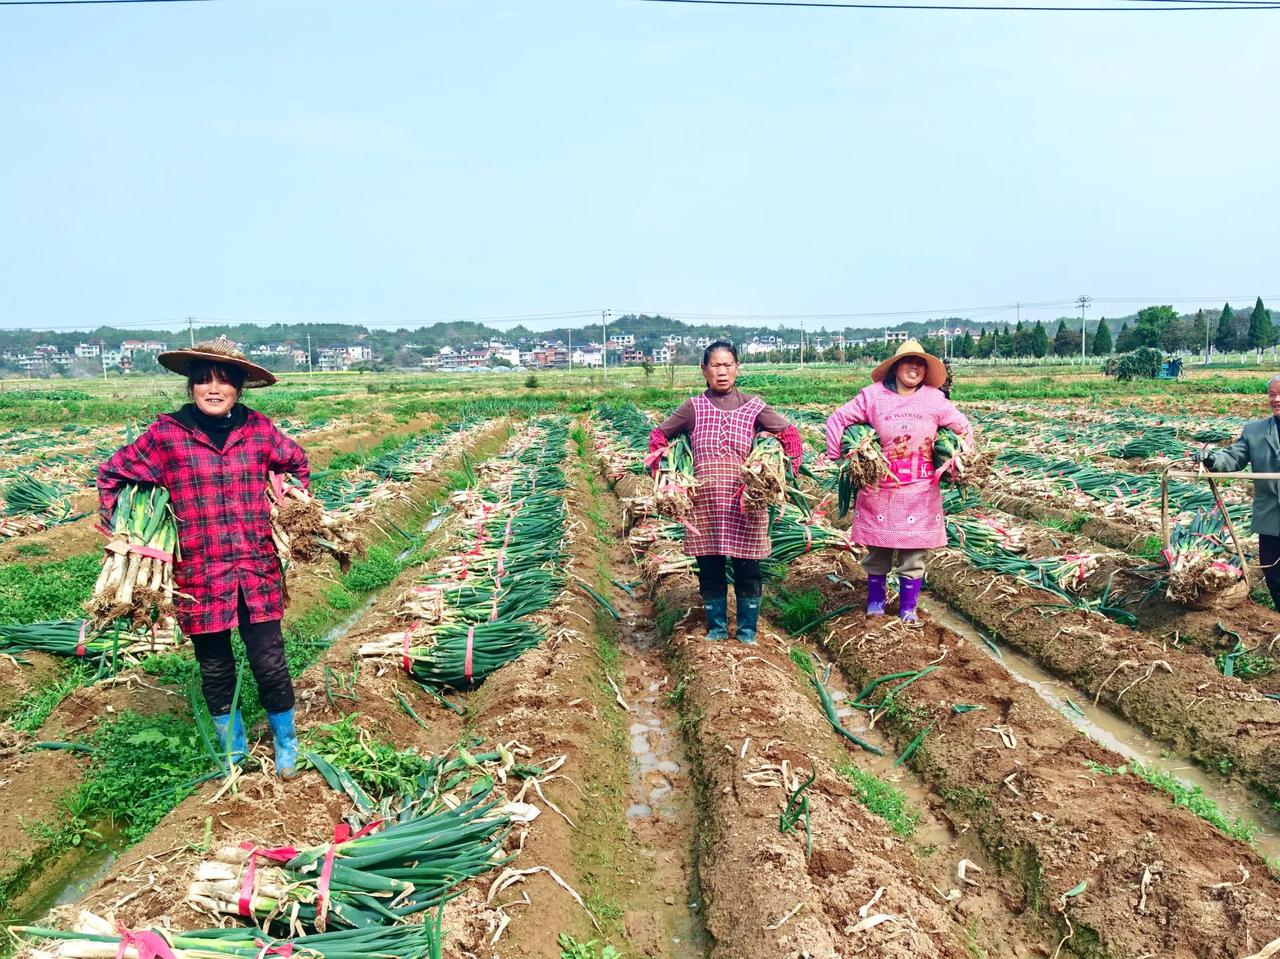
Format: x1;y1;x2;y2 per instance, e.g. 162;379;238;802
870;339;946;389
158;336;277;388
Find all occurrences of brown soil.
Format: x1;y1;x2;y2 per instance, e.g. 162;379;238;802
648;571;1040;959
0;652;60;718
924;551;1280;801
784;560;1280;959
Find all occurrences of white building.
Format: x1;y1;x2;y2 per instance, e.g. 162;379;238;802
75;342;101;358
346;345;373;363
573;348;604;367
611;333;635;348
695;336;712;350
744;341;773;356
883;330;911;344
491;347;521;367
652;346;673;365
662;334;681;347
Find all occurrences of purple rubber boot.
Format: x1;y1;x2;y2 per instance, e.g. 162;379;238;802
866;574;887;616
898;577;924;622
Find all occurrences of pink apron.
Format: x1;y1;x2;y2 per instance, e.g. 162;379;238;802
825;384;971;551
683;393;770;559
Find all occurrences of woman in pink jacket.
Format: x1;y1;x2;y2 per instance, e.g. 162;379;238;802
824;340;971;621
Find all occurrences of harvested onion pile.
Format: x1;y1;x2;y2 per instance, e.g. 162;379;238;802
87;484;179;632
267;474;365;572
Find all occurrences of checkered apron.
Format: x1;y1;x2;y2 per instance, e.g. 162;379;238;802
683;393;770;559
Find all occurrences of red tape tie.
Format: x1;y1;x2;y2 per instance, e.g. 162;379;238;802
803;524;813;554
464;624;475;682
76;620;88;658
237;843;299;918
401;624;416;674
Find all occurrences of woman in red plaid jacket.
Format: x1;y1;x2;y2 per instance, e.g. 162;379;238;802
97;338;307;779
648;341;803;644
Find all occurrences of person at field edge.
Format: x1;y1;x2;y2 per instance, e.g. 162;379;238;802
1193;374;1280;609
648;341;804;644
96;337;307;778
824;340;972;621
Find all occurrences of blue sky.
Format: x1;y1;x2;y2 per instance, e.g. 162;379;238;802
1;0;1276;334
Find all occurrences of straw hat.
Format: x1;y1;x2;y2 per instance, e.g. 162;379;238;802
158;336;278;388
871;339;946;389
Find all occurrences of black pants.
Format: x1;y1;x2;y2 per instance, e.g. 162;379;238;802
190;589;294;715
1259;534;1280;610
696;555;762;600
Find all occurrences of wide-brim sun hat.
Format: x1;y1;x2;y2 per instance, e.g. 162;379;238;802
871;339;947;389
158;335;278;388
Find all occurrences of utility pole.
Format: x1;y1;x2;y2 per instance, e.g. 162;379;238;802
306;334;313;376
567;328;572;370
1077;295;1092;364
800;320;805;369
187;315;195;347
601;309;610;377
100;348;107;381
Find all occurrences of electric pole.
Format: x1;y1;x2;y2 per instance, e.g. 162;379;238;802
601;309;610;377
306;334;313;376
800;320;805;369
567;329;572;370
187;315;195;347
1077;296;1092;363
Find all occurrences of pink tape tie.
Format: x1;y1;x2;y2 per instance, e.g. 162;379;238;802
113;925;177;959
464;624;475;682
76;620;88;657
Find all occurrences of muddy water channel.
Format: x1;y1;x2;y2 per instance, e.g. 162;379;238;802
924;598;1280;862
616;597;709;959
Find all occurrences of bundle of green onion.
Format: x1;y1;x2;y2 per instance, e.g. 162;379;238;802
0;618;179;663
188;790;511;929
652;434;698;520
765;505;852;574
837;424;888;516
2;473;74;520
932;428;990;487
267;473;365;571
1034;552;1100;593
1161;508;1247;609
12;912;440;959
945;514;1026;554
362;619;546;690
87;483;180;632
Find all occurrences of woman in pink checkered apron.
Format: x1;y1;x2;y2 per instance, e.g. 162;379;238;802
648;342;804;643
824;340;972;622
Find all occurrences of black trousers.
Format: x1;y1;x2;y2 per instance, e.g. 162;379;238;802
696;555;763;599
190;589;295;715
1259;534;1280;610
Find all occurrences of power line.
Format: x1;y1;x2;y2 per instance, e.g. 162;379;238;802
636;0;1280;11
0;1;212;5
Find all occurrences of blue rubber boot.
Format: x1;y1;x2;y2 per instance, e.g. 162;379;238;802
735;594;761;645
704;596;729;641
266;708;300;780
211;710;247;766
898;577;924;623
866;574;887;616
